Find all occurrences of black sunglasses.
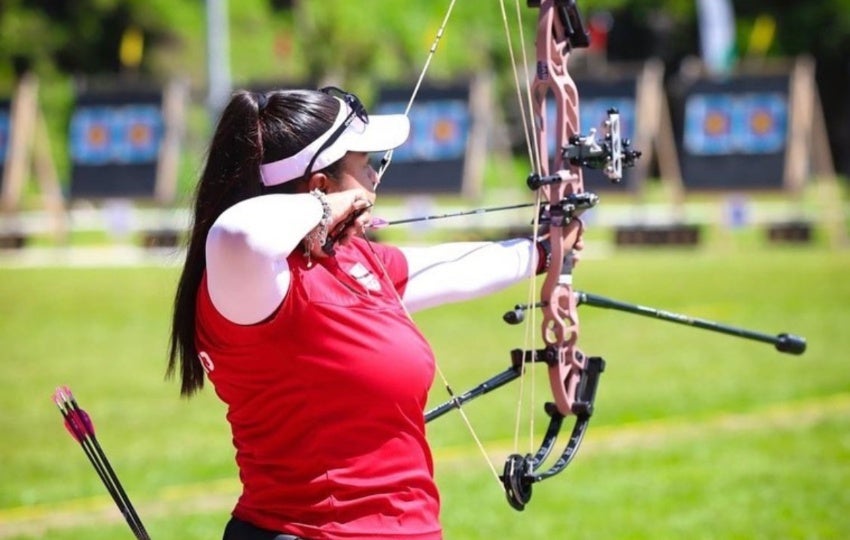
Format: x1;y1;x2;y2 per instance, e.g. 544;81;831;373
303;86;369;177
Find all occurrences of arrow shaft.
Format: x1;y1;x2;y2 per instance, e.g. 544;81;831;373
382;202;535;227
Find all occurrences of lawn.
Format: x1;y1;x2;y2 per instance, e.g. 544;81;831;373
0;240;848;539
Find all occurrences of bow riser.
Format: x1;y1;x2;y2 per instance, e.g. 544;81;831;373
532;0;588;419
496;0;601;510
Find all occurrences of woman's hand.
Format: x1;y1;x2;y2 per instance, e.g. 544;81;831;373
309;188;374;258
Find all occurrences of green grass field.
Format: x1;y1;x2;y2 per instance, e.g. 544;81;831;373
0;240;848;539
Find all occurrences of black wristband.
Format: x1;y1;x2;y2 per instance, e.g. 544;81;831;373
533;236;551;275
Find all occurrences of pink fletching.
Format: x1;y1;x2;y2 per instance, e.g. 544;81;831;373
63;416;84;442
64;409;95;441
368;217;389;229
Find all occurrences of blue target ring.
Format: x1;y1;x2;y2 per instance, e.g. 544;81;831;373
70;104;163;165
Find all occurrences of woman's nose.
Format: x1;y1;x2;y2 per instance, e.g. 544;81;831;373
369;167;380;191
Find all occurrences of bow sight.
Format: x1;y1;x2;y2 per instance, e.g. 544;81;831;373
564;109;642;181
527;109;642;188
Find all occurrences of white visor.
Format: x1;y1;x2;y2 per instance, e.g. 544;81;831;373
260;96;410;187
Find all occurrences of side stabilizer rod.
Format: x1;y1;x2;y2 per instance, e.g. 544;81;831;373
576;291;806;355
502;291;806;355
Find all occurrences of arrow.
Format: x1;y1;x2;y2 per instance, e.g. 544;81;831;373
369;202;536;229
52;386;151;540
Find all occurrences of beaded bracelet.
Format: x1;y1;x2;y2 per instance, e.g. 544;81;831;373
304;188;332;265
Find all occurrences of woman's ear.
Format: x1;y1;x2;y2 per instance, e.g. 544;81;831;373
306;172;330;193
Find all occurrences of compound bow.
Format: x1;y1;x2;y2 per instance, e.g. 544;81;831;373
381;0;801;513
411;0;642;511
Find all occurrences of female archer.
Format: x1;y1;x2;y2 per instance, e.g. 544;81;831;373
168;86;569;540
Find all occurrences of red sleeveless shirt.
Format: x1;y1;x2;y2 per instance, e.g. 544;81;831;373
196;238;440;539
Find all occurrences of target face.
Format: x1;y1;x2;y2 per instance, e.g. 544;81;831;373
0;108;9;164
374;99;469;162
684;92;786;155
70;104;163;165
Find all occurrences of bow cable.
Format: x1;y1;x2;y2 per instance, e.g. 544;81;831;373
371;0;504;487
498;0;546;459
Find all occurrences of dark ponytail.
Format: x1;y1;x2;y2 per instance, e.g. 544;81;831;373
167;89;340;396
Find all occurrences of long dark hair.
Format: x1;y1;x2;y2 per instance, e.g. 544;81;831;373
167;89;342;396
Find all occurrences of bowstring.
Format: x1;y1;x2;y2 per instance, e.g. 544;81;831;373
372;0;501;486
364;239;500;484
500;0;544;458
376;0;459;182
372;0;554;486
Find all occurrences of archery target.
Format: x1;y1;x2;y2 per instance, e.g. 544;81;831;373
373;84;471;194
68;88;170;199
70;104;163;165
675;72;790;191
374;99;468;162
684;92;786;155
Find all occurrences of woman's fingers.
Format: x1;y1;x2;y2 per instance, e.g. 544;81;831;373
321;188;375;248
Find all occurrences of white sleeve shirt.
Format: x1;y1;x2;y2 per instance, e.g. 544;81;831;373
205;194;539;325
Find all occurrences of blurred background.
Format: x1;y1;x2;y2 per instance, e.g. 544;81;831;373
0;0;847;249
1;1;849;539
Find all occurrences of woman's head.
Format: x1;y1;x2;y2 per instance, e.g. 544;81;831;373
258;87;410;191
197;90;339;217
198;87;409;214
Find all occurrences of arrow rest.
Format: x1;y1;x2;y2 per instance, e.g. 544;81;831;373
537;192;599;226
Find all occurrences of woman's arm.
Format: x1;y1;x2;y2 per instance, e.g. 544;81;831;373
399;238;538;313
205;194;321;325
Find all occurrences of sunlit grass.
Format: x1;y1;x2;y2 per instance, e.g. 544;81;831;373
0;243;848;539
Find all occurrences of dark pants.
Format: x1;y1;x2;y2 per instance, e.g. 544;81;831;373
223;516;306;540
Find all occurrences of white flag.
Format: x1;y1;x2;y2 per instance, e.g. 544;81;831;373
697;0;736;75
